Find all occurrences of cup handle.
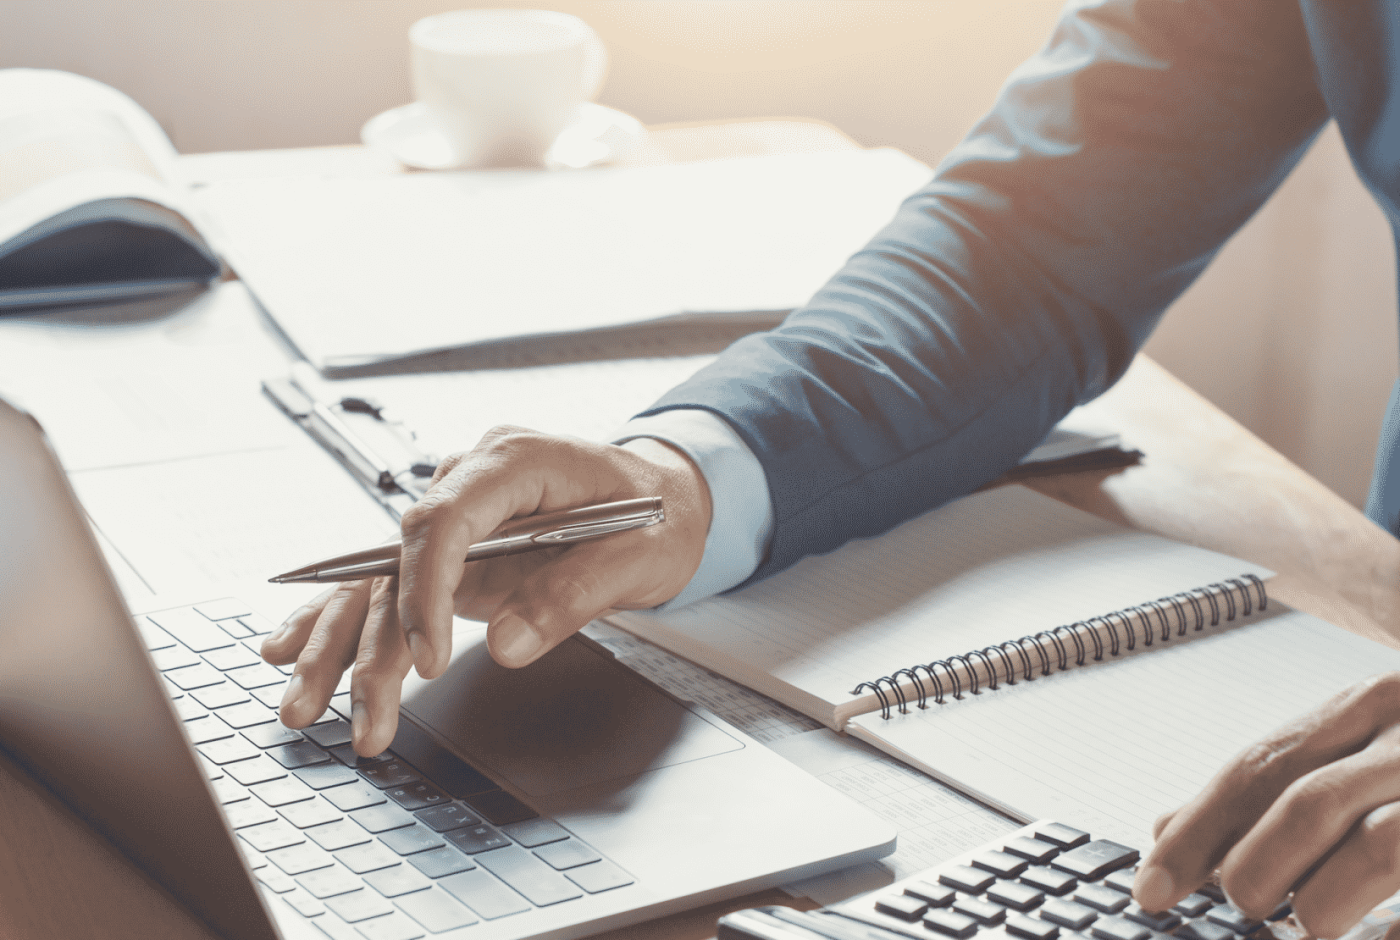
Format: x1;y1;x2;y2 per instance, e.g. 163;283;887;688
581;32;608;100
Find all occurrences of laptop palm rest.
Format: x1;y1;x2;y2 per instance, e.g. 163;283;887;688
401;632;742;798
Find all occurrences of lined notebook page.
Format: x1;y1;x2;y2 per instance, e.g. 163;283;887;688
609;486;1270;717
851;606;1400;848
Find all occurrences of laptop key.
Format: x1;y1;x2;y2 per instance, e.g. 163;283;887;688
445;824;511;855
199;735;260;765
137;618;177;650
355;911;425;940
196;599;253;621
352;803;417;834
150;646;201;671
250;777;315;808
297;763;361;790
337;841;403;874
439;868;532;919
216;701;278;730
305;720;355;749
282;887;326;918
166;663;225;691
192;683;251;710
534;839;601;871
325;782;389;812
226;662;288;690
364;864;433;898
416;803;480;833
227;801;279;829
387;782;448;811
325;888;395;923
395;886;479;933
281;797;344;829
211;777;249;804
307;819;373;852
501;818;568;847
298;864;365;898
475;845;583;906
219;619;256;640
380;823;446;856
331;744;391;768
205;644;262;671
269;741;332;769
148;607;236;652
466;789;537;826
564;860;634;894
174;697;210;721
409;846;476;879
361;760;422;790
243;723;304;749
225;755;289;787
255;867;296;893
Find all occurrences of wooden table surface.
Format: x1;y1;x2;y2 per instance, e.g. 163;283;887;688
5;120;1399;940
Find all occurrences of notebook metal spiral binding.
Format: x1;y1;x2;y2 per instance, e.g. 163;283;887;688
851;573;1267;719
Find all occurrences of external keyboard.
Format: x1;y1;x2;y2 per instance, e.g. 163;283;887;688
718;822;1303;940
139;599;633;940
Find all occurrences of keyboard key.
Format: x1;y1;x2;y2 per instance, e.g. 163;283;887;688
564;860;634;894
465;790;537;826
1175;894;1215;918
361;760;422;790
199;755;224;780
137;618;177;650
1040;898;1099;930
1036;824;1092;850
1198;883;1227;904
1004;837;1061;865
1177;920;1237;940
240;613;278;635
227;800;279;829
174;697;209;721
219;619;256;639
988;880;1045;912
205;644;262;671
330;744;391;768
417;804;480;833
296;763;360;790
192;683;252;710
227;663;288;690
445;824;512;855
325;888;395;923
387;783;448;812
974;850;1030;879
281;797;344;829
501;818;568;847
939;864;996;895
148;607;236;652
337;841;403;874
439;868;532;919
353;803;417;834
216;701;278;730
1205;905;1259;934
952;897;1006;925
904;881;956;907
243;723;304;749
282;887;326;918
534;839;601;870
355;911;425;940
166;663;225;691
1125;903;1181;932
921;909;978;938
240;820;305;853
256;867;297;893
269;741;332;769
298;863;364;898
409;846;476;879
364;865;433;898
875;895;928;920
1077;884;1131;914
150;646;201;671
1053;841;1141;881
211;777;249;804
1104;869;1137;894
307;819;373;852
1092;915;1151;940
380;824;446;856
239;842;267;869
225;755;289;787
250;777;315;807
304;720;355;748
268;843;335;876
395;886;478;933
196;599;253;621
1007;912;1059;940
325;782;389;812
476;846;582;906
199;736;261;765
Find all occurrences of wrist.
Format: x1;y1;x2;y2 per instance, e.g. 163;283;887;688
619;436;713;603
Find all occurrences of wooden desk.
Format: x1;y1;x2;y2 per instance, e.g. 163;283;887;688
4;121;1399;940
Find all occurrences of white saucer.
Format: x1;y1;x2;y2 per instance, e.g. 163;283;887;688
360;101;646;171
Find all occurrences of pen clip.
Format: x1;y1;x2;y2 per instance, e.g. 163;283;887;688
533;509;664;544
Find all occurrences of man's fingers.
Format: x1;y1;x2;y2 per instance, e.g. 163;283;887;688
349;577;414;758
261;585;339;665
280;579;372;728
1291;801;1400;938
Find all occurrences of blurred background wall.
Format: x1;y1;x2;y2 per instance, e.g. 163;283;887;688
2;0;1394;510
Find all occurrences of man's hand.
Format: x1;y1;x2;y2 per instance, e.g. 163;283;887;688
1134;673;1400;939
259;426;712;758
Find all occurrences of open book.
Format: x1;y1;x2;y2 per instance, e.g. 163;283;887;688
0;70;221;309
605;486;1400;846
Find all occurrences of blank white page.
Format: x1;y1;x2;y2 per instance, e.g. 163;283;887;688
850;606;1400;848
610;486;1270;715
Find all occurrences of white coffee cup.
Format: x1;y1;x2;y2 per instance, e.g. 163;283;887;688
409;9;608;168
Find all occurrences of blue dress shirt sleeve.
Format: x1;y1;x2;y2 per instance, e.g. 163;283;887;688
633;0;1330;589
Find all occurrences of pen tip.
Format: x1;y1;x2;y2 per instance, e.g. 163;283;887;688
268;576;286;584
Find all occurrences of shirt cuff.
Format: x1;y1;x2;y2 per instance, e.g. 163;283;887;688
612;409;774;610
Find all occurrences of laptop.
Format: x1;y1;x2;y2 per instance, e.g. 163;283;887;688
0;396;896;940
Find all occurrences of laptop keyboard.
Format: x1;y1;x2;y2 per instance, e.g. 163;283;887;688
139;599;634;939
718;822;1301;940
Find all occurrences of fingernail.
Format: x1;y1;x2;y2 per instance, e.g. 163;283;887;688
496;615;544;667
280;674;304;711
351;701;369;748
407;632;432;674
1133;864;1174;912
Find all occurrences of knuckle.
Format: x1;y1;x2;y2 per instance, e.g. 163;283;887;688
1282;769;1351;828
349;658;386;691
1355;805;1400;875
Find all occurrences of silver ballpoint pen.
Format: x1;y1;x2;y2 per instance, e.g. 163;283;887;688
268;497;665;584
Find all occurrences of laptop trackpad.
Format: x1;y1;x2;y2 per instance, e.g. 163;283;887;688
401;632;742;798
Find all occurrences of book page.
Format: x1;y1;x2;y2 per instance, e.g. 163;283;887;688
850;606;1400;849
609;485;1271;716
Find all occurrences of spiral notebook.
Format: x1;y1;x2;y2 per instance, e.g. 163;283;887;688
604;484;1318;843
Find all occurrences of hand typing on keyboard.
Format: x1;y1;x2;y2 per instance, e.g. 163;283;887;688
1135;674;1400;939
258;426;711;757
